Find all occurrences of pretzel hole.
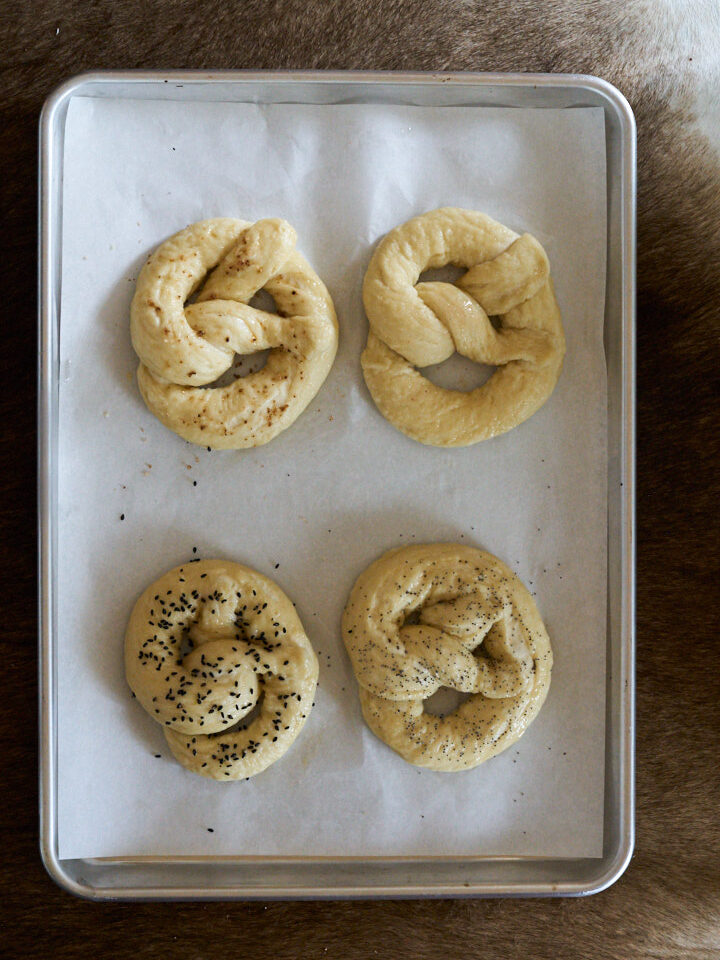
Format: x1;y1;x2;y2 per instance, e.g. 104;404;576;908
248;288;279;315
423;687;471;717
417;265;465;285
402;608;422;626
177;629;195;663
423;352;496;392
211;349;271;387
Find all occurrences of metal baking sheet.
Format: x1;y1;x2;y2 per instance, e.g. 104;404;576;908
38;70;635;899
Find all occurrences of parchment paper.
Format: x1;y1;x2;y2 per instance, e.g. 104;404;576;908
57;95;607;859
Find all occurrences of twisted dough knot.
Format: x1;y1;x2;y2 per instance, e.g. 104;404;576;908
131;218;338;449
125;559;318;780
361;208;565;447
342;544;553;771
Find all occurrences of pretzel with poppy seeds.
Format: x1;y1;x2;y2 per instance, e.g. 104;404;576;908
342;543;553;771
131;217;338;449
125;559;318;780
361;208;565;446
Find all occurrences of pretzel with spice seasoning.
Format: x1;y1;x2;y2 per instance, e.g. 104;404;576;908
361;208;565;447
131;217;338;449
342;543;553;771
125;559;318;780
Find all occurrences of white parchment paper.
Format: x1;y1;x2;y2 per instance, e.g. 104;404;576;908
57;95;607;859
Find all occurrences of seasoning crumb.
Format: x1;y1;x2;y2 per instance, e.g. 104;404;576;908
120;513;125;521
207;827;214;833
154;754;161;758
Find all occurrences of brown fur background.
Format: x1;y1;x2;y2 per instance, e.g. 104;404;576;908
1;0;719;957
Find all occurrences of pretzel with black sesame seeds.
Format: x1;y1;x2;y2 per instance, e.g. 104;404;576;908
125;559;318;780
342;543;553;771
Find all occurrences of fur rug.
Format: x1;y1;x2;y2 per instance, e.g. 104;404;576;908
1;1;719;957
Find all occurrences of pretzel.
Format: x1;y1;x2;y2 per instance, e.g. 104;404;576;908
342;543;552;771
125;559;318;780
131;218;338;449
361;208;565;447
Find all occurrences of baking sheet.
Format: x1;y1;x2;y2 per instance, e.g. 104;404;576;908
57;96;607;860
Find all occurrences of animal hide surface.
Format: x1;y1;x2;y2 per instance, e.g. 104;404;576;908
1;1;719;958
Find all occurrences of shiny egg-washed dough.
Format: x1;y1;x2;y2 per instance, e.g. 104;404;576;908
342;543;553;771
125;559;318;780
361;208;565;447
131;218;338;449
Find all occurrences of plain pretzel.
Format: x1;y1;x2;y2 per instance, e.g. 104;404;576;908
361;208;565;446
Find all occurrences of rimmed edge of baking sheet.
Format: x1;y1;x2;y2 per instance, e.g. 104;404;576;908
38;69;635;900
